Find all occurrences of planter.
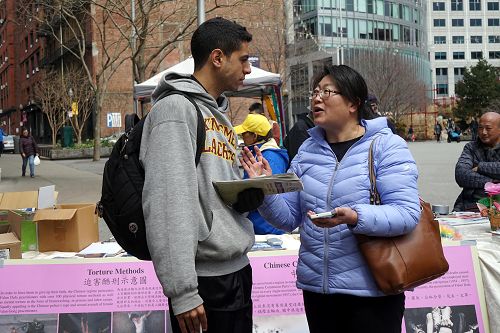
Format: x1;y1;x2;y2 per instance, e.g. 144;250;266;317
47;147;113;160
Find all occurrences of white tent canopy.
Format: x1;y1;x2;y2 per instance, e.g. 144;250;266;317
134;57;281;100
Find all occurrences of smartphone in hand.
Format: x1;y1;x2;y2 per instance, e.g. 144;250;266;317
308;211;337;220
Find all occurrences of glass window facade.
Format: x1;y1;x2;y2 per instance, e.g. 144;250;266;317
434;36;446;44
433;2;445;10
469;0;481;10
452;36;465;44
487;1;500;9
489;51;500;58
453;51;465;59
454;67;466;75
289;0;429;116
436;67;448;75
434;19;446;26
471;35;483;43
471;51;483;59
452;19;464;26
451;0;464;10
489;35;500;43
470;18;482;26
436;83;449;95
435;52;447;59
488;18;500;26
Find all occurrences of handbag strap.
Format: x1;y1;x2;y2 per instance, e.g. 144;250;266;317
368;139;381;206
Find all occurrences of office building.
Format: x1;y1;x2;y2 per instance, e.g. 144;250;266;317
286;0;431;120
427;0;500;106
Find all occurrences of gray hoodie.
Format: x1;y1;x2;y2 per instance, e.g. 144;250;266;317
139;73;255;315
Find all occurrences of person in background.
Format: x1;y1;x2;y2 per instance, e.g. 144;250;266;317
240;64;420;333
453;112;500;212
248;102;264;115
367;94;397;134
19;128;39;178
408;125;415;142
283;110;315;162
235;113;289;234
0;124;5;157
434;121;443;142
140;17;259;333
248;101;281;146
470;117;478;142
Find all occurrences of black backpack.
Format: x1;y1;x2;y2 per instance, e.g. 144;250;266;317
97;91;205;260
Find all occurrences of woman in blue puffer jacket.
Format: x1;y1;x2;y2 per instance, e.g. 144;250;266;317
241;64;421;333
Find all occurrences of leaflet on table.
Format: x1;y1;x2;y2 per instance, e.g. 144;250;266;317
212;173;303;206
437;212;489;226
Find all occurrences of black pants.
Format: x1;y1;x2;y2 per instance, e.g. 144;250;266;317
169;264;253;333
303;290;405;333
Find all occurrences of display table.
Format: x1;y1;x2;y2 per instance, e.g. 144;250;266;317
447;221;500;333
0;239;491;333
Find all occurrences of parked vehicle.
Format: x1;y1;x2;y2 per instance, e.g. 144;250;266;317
3;135;15;152
101;132;124;145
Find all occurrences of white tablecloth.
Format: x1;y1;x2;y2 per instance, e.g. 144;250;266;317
452;222;500;333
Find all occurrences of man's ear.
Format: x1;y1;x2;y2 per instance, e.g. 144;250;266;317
210;49;224;68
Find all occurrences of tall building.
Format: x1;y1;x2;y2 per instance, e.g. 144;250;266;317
286;0;431;121
0;0;19;134
427;0;500;106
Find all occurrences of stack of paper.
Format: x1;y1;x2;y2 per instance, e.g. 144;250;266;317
213;173;303;206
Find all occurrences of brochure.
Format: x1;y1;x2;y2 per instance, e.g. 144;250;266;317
213;173;303;206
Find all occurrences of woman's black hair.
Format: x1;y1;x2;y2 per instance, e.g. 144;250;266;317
311;64;376;121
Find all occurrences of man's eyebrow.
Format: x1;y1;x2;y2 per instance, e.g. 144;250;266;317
240;55;249;61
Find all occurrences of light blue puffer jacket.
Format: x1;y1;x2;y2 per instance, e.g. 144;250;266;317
258;117;421;296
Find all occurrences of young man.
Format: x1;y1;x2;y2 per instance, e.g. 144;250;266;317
453;112;500;211
140;18;261;333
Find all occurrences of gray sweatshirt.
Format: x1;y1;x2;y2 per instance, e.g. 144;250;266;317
139;73;254;315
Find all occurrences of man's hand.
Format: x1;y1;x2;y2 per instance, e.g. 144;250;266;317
176;304;207;333
472;166;478;172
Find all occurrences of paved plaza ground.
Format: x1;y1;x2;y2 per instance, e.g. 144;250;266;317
0;140;467;241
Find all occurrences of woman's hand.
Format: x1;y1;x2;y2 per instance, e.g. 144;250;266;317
308;207;358;228
239;146;272;178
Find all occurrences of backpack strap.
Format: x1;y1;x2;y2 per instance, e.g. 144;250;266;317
155;90;206;166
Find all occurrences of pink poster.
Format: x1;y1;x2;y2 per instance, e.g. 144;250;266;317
0;245;488;333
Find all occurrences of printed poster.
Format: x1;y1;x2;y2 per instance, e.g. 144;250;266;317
0;245;488;333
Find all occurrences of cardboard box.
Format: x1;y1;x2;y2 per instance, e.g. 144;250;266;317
33;203;99;252
7;210;38;252
0;187;57;251
0;232;22;259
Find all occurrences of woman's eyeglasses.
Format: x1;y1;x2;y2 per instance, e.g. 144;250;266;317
310;89;342;99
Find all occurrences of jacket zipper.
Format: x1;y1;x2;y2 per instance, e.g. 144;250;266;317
322;132;366;293
323;157;338;293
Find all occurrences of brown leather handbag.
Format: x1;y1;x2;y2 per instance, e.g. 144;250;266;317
356;140;449;295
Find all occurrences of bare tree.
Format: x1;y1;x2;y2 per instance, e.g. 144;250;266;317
349;49;429;125
63;64;95;144
19;0;130;160
95;0;255;84
33;70;66;148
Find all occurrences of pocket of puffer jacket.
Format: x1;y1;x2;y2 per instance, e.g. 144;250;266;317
197;208;254;261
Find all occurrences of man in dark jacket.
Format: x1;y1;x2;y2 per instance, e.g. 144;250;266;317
283;111;314;162
454;112;500;211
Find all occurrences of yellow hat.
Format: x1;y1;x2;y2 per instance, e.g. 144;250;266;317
234;114;272;137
